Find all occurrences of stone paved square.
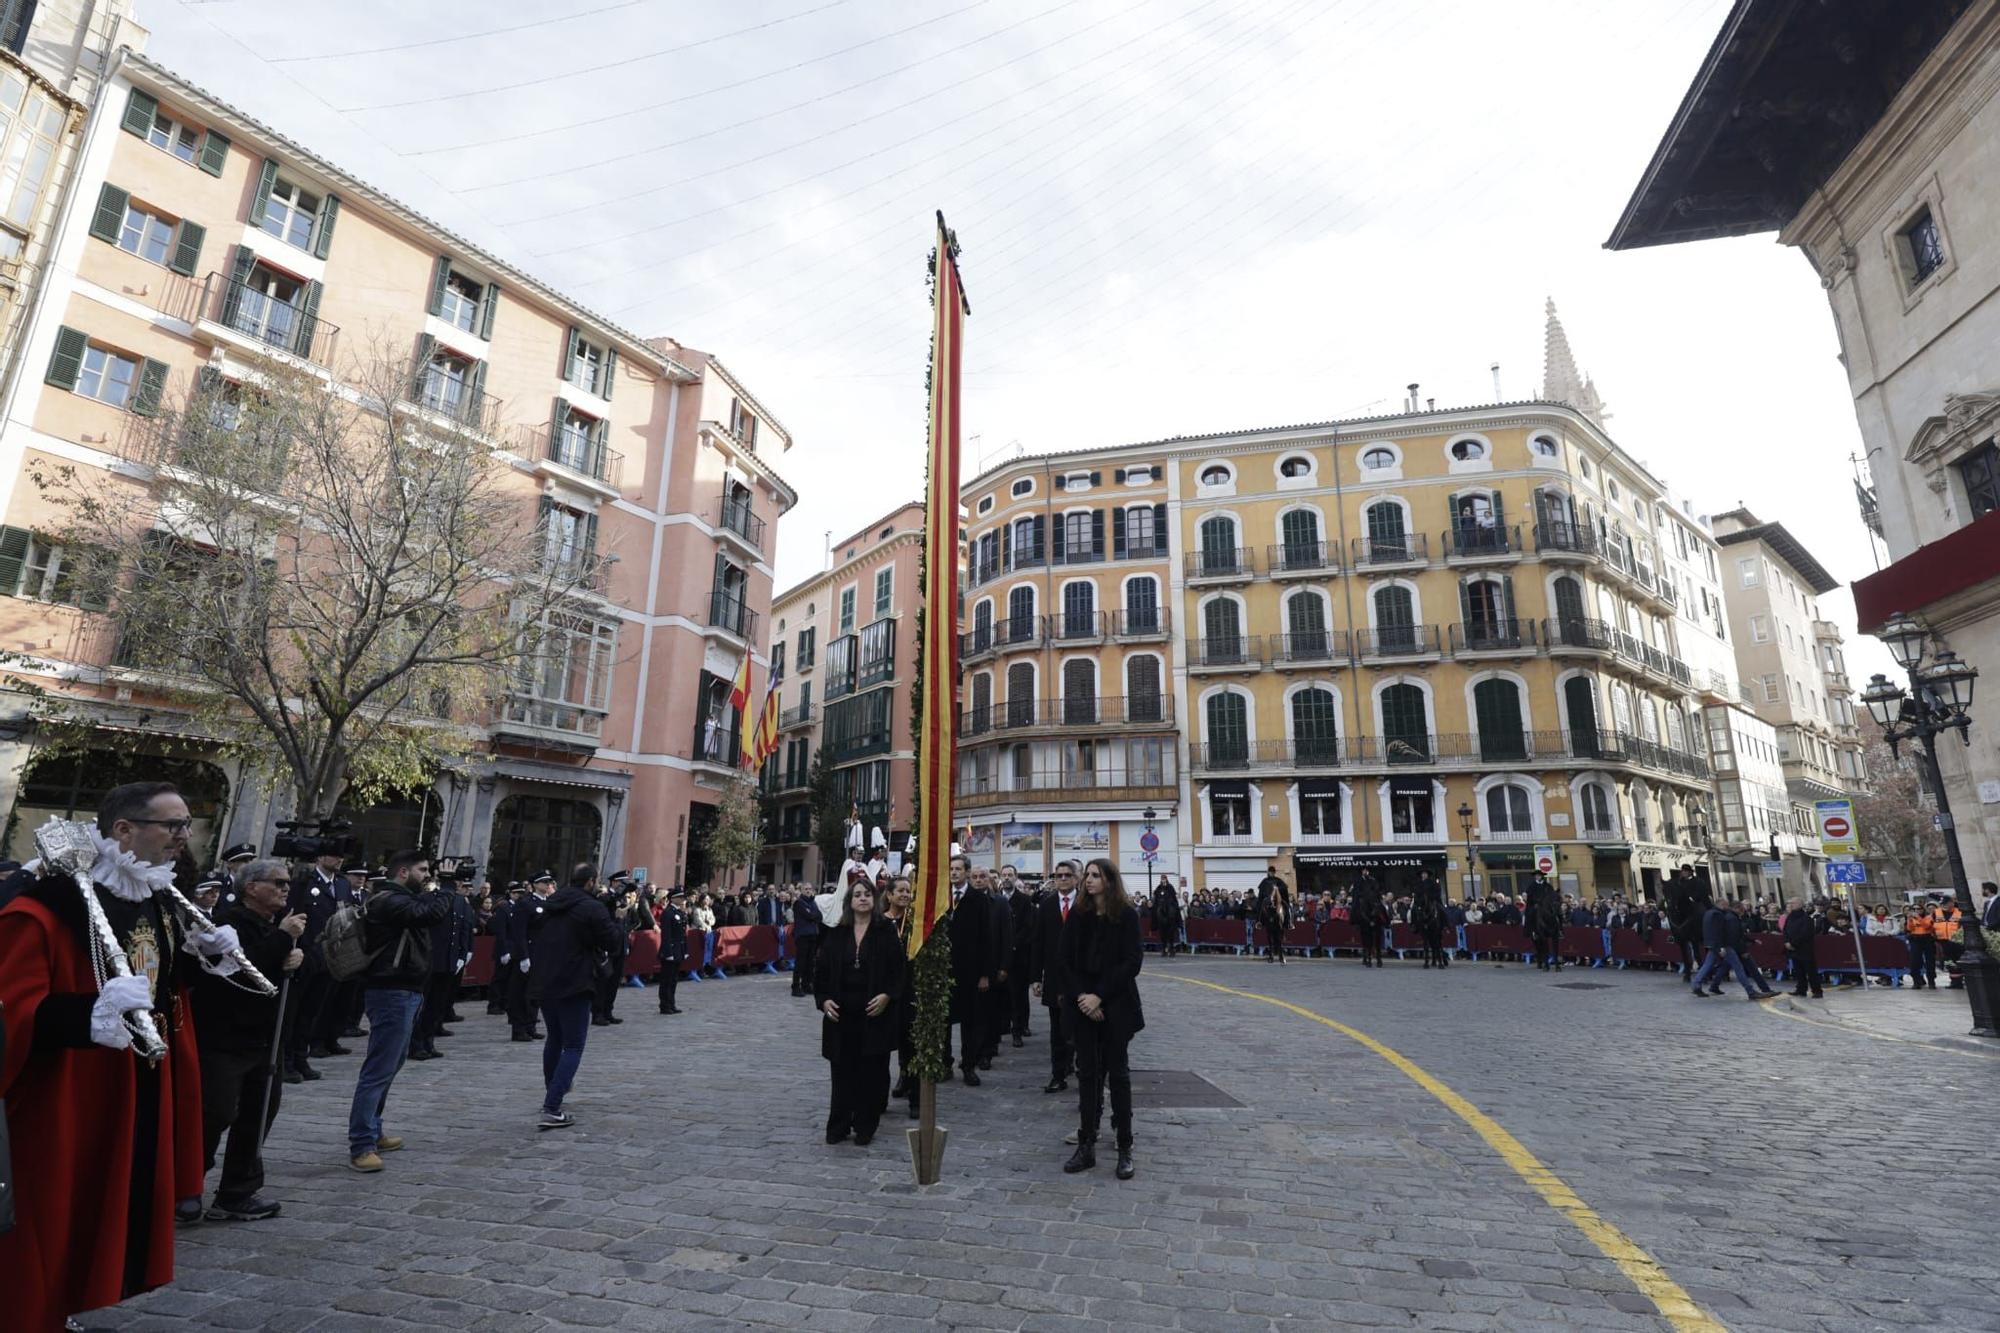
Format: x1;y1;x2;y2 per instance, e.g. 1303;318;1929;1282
94;957;1997;1332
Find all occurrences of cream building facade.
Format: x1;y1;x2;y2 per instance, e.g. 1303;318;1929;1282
1611;0;2000;885
0;52;795;888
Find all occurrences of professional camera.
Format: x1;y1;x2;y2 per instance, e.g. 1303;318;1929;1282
271;818;360;861
432;855;480;884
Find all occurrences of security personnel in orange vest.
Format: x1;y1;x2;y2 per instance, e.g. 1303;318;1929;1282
1935;903;1964;984
1904;903;1938;988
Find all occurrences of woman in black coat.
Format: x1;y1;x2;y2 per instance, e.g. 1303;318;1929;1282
812;878;907;1146
1059;857;1144;1179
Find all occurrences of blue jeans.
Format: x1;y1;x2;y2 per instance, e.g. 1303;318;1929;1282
1692;947;1758;997
348;988;423;1157
540;992;595;1114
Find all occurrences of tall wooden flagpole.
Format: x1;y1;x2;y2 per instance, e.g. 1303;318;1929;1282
908;212;968;1186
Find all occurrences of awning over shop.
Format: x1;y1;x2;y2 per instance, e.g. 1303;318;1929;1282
1388;774;1434;796
1294;846;1445;868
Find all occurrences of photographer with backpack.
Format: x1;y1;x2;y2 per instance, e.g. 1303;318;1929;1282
338;851;449;1174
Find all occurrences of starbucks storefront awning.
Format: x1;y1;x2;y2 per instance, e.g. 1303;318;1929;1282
1295;846;1446;868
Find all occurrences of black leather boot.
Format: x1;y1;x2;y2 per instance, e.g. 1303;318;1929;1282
1063;1140;1097;1173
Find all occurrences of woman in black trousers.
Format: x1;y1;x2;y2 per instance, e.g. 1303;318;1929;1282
813;878;906;1146
1061;857;1145;1179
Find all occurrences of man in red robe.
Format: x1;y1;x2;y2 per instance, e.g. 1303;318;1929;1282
0;781;235;1331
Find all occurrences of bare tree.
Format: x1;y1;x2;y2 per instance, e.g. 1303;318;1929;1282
13;349;605;820
701;773;765;891
1853;725;1948;892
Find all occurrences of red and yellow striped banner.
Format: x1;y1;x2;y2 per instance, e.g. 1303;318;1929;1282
910;213;968;958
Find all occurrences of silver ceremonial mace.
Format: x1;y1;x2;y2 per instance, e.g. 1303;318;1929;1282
155;878;278;996
33;818;169;1063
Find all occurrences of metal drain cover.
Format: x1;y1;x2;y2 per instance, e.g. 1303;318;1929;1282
1129;1069;1242;1108
1553;982;1614;990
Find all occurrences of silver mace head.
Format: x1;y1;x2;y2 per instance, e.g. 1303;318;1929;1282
35;817;102;875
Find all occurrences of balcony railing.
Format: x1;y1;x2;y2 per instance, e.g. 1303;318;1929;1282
960;693;1173;735
997;614;1043;650
1543;616;1615;651
1182;728;1711;777
1189;634;1264;669
1349;532;1429;568
1050;610;1106;643
526;423;624;485
200;270;340;365
708;592;759;641
1185;547;1255;580
1266;541;1336;575
1533;520;1597;558
718;496;767;552
1355;625;1441;657
1121;537;1169;560
1110;607;1170;638
1190;737;1368;770
1443;524;1521;560
498;694;607;743
542;551;613;596
955;767;1178;807
1450;618;1536;654
779;702;814;729
411;368;502;435
1270;630;1350;666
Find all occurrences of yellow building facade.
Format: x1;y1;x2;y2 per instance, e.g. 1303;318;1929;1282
956;403;1715;901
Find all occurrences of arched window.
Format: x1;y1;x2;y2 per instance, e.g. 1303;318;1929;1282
1551;575;1587;643
1198;514;1238;574
1665;705;1687;752
1286;590;1329;659
1631;781;1651;841
1010;516;1039;567
1636;696;1659;743
1062;658;1097;725
1123;575;1159;634
1380;683;1429;762
1061;581;1096;638
1462;577;1508;640
1373;584;1416;652
1578;782;1614;835
1530;434;1559;459
1278;454;1312;478
1279;508;1321;569
1473;677;1526;761
1610;686;1635;736
1564;676;1600;758
1360;446;1397;471
334;784;446;867
1485;782;1532;834
970;599;993;653
969;672;992;734
1006;661;1036;727
1449;438;1487;462
1126;654;1161;723
1006;585;1035;641
1364;501;1408;561
1205;691;1249;766
488;795;602;893
1291;687;1339;764
1202;597;1243;662
1198;463;1232;487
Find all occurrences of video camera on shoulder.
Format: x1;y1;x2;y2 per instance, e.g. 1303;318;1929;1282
272;818;360;861
432;855;479;884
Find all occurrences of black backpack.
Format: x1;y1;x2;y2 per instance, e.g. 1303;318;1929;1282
322;900;384;981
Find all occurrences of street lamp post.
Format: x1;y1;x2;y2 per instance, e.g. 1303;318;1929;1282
1861;611;1997;1039
1457;801;1476;903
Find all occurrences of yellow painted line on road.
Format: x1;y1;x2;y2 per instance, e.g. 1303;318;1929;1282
1757;997;2000;1060
1166;975;1726;1333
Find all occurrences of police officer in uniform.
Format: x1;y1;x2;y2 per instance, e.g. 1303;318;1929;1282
215;841;258;910
657;888;689;1014
486;883;522;1014
283;850;348;1084
507;871;555;1041
591;878;630;1027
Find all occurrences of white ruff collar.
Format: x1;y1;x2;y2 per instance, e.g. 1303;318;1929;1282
87;828;179;903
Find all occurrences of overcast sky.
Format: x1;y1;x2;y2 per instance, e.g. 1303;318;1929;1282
141;0;1898;682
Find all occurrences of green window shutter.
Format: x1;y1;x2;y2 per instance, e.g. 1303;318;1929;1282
583;511;599;558
465;359;487;421
410;332;436;392
548;396;567;445
168;219;205;276
198;129;230;176
478;281;500;339
293;280;322;358
88;183;129;243
45;325;87;390
197;365;222;393
562;325;580;379
74;547;113;612
600;346;617;400
133;358;169;417
427;255;451;317
121;89;158;138
310;193;340;259
247;158;278;226
219;244;255;325
0;525;30;595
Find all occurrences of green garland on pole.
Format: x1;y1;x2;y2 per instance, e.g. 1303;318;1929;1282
908;925;952;1083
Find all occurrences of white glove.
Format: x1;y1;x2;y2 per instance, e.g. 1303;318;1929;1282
456;956;467;974
520;958;531;973
186;922;242;976
499;953;510;965
90;975;155;1049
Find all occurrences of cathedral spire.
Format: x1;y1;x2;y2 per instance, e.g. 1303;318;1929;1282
1541;298;1608;427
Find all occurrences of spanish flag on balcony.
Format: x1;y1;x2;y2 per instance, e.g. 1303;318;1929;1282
910;213;968;958
731;655;756;767
751;676;782;769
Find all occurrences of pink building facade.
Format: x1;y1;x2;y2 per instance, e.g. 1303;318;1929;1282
0;51;795;888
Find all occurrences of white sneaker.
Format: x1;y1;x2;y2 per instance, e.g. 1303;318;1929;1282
538;1110;574;1131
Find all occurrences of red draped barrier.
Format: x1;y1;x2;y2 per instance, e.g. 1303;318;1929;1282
1319;922;1361;952
1812;933;1859;971
1860;934;1910;971
1465;923;1531;958
1187;919;1248;950
1388;924;1422;953
625;929;660;977
712;925;780;969
1610;928;1676;965
466;934;496;986
1744;932;1787;976
1560;926;1605;962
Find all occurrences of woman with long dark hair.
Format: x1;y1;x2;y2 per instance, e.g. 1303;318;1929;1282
1060;858;1145;1179
813;878;906;1146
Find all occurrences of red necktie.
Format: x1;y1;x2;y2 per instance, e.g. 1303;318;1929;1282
1060;894;1070;921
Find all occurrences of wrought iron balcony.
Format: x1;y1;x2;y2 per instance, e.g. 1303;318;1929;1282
1450;618;1536;654
1543;616;1616;652
1110;606;1170;638
1270;630;1350;667
1050;609;1106;644
1349;532;1429;569
1185;547;1255;580
707;592;759;642
1266;540;1337;576
779;702;814;729
1533;520;1597;558
1188;634;1264;670
527;423;623;486
959;693;1174;735
198;270;341;366
1355;625;1441;658
718;496;766;552
1443;523;1521;561
410;367;501;435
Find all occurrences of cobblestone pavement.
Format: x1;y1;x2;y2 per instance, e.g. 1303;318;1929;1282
92;954;1996;1332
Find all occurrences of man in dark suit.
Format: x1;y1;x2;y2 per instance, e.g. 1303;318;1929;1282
978;867;1011;1068
506;872;554;1041
1004;867;1037;1045
1030;859;1079;1093
946;854;995;1086
656;888;689;1014
486;884;521;1014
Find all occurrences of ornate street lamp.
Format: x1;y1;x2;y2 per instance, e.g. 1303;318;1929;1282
1863;612;1995;1038
1457;801;1476;901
